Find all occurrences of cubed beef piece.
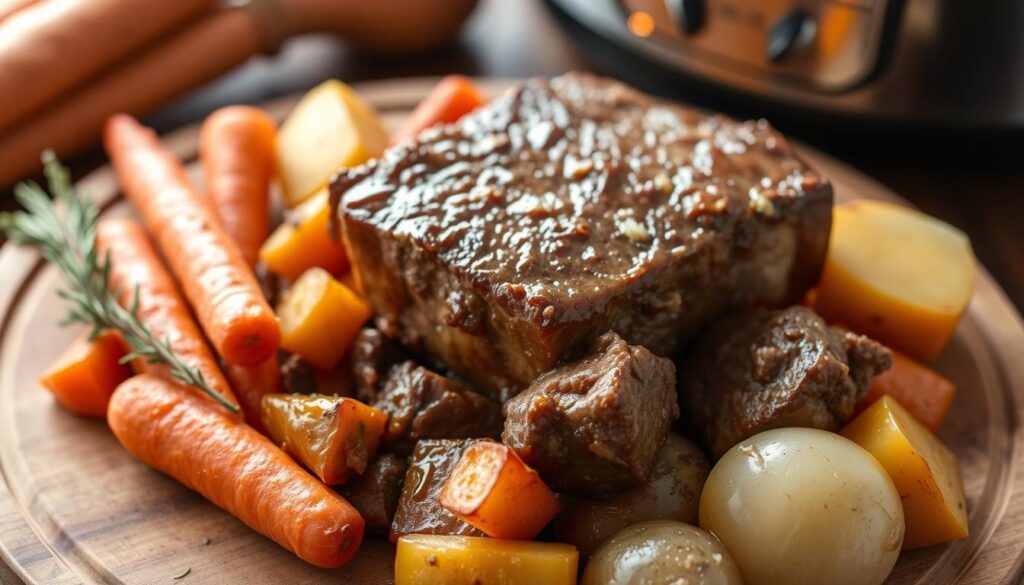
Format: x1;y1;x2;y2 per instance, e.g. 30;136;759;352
502;332;678;496
679;306;892;457
371;361;503;455
338;453;407;535
278;352;354;396
553;432;710;555
334;73;832;398
390;439;484;541
350;328;409;403
279;352;316;395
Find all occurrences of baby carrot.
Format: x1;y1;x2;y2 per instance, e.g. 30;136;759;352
391;75;486;144
199;106;277;266
108;374;365;568
224;356;281;435
96;218;241;413
103;114;279;367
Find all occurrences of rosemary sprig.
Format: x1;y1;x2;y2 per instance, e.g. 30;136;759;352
0;151;238;413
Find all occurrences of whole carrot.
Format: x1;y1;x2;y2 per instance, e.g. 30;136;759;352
108;374;365;568
103;114;279;367
391;75;486;144
224;356;281;435
96;218;241;413
199;106;277;266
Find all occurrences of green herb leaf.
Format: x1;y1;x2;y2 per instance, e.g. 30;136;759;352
172;567;192;580
0;151;238;413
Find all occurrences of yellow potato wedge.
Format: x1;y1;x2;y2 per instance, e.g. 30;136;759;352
277;267;370;370
814;199;975;360
842;395;968;548
259;189;348;280
277;80;388;206
395;534;578;585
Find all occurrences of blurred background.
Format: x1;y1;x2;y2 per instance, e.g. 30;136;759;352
0;0;1020;309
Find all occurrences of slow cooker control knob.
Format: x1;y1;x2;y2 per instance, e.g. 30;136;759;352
766;10;816;62
666;0;704;35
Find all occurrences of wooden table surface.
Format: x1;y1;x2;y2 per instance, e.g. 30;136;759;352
2;0;1022;312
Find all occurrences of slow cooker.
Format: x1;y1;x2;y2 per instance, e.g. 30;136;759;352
549;0;1024;129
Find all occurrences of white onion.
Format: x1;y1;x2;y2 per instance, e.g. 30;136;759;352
700;427;904;585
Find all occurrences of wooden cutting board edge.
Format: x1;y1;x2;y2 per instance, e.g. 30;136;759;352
0;76;1021;584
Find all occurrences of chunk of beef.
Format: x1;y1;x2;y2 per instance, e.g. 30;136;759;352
255;262;283;308
277;352;354;396
390;439;484;541
338;453;407;535
372;361;503;455
334;72;832;398
679;306;892;457
502;332;678;496
350;328;408;403
279;352;316;395
553;433;710;555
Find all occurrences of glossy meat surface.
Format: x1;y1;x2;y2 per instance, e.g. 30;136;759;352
351;328;409;403
338;452;407;535
502;332;678;496
679;306;892;457
390;439;484;541
371;361;503;455
554;433;710;555
336;73;832;396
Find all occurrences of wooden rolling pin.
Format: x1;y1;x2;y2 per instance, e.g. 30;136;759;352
0;0;478;187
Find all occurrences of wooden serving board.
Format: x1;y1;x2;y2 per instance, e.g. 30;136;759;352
1;78;1023;585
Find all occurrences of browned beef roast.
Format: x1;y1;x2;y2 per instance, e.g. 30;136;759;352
338;453;407;535
370;361;503;455
680;306;892;458
390;439;484;541
334;73;832;398
502;332;678;496
351;328;409;403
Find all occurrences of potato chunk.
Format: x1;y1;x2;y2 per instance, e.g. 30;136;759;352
277;267;370;370
814;200;975;360
277;79;388;206
260;393;387;485
395;534;578;585
259;189;348;280
842;395;968;548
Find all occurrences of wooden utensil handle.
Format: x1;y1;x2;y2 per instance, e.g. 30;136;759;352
0;0;36;24
0;8;264;187
0;0;219;135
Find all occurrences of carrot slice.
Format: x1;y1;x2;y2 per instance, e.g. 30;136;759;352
199;105;277;267
440;440;560;540
39;330;131;418
103;114;279;367
261;393;387;485
96;218;240;412
855;350;956;432
108;374;365;568
391;75;487;144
